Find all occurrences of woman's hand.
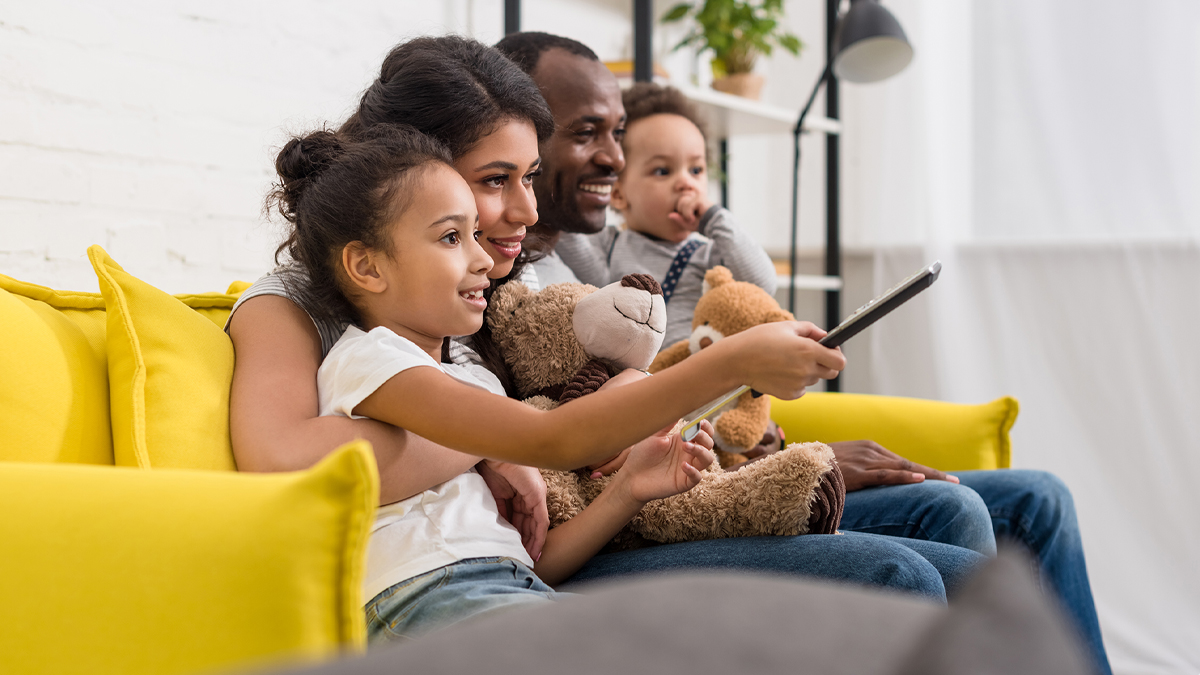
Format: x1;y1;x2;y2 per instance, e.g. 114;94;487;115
619;419;716;504
723;321;846;400
476;460;549;561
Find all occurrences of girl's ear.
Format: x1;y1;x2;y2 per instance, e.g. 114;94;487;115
342;241;387;294
611;180;630;213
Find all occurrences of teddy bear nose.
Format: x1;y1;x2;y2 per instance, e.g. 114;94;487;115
699;337;713;349
620;274;662;296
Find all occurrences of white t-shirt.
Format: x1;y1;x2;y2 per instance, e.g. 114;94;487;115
317;325;534;602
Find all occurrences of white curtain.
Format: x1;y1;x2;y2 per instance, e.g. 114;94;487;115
842;1;1200;673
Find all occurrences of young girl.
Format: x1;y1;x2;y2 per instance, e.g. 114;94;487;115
271;122;844;641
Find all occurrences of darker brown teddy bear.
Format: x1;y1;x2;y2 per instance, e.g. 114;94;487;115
488;274;845;551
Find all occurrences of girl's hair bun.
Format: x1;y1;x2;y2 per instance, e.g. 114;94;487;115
274;130;344;219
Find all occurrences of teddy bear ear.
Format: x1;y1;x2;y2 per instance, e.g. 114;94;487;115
765;308;796;323
701;266;735;296
487;281;534;329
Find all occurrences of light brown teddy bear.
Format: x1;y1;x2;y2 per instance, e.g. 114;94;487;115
651;266;793;468
488;273;844;551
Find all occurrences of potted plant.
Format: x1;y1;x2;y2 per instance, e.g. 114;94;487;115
662;0;803;100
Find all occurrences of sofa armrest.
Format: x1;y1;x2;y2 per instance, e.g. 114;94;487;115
0;441;378;675
771;393;1018;471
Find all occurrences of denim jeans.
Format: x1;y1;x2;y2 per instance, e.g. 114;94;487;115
365;557;560;644
840;469;1110;675
564;531;986;601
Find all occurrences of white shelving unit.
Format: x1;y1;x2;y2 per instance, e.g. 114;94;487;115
676;84;842;138
675;84;843;293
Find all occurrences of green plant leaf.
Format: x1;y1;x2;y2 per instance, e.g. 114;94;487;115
662;3;692;23
778;34;802;55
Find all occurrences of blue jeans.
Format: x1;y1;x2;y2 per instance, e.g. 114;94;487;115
365;557;560;643
564;531;986;601
840;469;1110;675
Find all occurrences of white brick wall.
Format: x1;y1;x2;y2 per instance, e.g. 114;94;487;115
0;0;514;293
1;0;812;293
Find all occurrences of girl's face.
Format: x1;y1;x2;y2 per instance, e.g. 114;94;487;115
453;119;541;279
366;163;494;349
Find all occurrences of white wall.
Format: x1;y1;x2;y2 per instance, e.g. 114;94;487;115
0;0;505;293
0;0;834;293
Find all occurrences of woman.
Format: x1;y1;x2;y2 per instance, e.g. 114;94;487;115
227;36;981;617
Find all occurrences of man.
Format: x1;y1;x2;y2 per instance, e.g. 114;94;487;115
495;31;1109;675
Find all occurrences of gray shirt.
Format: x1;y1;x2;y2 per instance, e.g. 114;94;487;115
554;207;776;348
530;249;582;287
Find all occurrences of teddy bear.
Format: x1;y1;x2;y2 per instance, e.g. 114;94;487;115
487;273;844;551
650;266;794;468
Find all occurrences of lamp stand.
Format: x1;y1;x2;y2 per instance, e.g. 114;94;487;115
787;62;832;315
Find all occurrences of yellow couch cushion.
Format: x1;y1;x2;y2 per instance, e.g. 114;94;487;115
89;245;239;470
0;274;113;465
772;392;1018;471
0;440;377;675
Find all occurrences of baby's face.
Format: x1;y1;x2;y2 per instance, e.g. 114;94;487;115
613;113;708;243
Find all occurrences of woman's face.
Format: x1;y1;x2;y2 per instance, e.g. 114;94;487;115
453;119;541;279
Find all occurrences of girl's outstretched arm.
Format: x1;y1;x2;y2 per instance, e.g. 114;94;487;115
229;296;532;504
532;421;717;586
354;320;845;470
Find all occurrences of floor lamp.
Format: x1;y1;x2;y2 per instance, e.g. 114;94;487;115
787;0;915;330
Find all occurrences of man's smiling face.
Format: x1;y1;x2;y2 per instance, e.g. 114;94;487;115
529;48;626;236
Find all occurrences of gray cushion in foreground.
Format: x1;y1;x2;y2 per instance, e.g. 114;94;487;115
283;547;1090;675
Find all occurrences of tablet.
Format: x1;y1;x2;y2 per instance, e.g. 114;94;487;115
819;261;941;348
679;385;750;442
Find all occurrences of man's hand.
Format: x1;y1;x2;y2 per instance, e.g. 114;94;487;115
745;420;785;461
830;440;960;492
476;460;549;561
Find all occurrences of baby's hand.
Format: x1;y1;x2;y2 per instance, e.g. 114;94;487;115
620;420;716;504
668;192;714;233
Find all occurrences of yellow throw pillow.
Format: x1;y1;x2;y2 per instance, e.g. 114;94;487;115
0;440;378;675
771;392;1018;471
0;274;113;465
88;245;237;470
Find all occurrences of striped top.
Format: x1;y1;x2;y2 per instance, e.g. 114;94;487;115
225;267;348;359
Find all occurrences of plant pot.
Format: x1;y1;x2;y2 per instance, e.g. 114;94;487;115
712;73;765;100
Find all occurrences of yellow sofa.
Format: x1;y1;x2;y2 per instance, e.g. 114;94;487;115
0;245;1016;675
1;247;378;675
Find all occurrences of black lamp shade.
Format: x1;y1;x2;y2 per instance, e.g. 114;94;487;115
833;0;913;83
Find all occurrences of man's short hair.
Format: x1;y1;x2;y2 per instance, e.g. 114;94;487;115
622;82;709;143
494;32;600;75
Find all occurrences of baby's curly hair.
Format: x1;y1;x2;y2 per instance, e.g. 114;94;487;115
621;82;709;145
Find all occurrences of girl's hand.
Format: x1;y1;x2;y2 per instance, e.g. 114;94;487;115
587;447;631;478
724;321;846;400
619;420;716;504
476;460;549;561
